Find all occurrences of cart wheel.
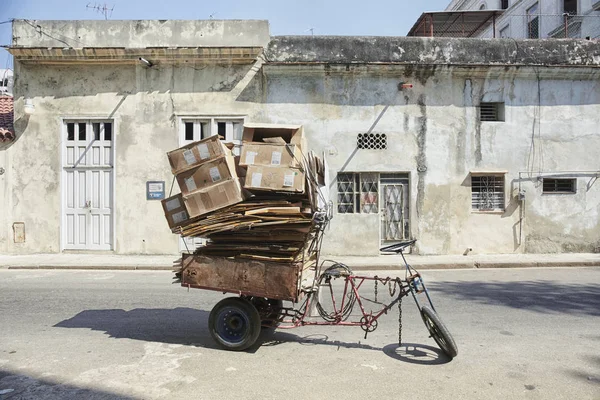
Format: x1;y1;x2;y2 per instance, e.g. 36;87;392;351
420;306;458;359
247;297;283;329
208;297;261;351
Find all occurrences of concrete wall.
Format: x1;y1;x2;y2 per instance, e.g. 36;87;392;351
3;61;257;254
3;27;600;256
246;64;600;255
12;20;270;48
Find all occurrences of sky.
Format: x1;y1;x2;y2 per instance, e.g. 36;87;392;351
0;0;451;69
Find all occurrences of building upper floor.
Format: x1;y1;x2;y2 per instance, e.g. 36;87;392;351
408;0;600;39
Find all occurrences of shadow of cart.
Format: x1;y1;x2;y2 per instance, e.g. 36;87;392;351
54;307;451;364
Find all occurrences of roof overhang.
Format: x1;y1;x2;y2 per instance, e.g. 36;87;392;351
7;47;263;65
407;11;504;37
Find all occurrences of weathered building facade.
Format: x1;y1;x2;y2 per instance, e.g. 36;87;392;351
2;19;599;256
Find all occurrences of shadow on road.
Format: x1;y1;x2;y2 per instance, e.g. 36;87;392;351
430;280;600;316
258;331;451;364
53;308;451;363
565;354;600;386
0;368;137;400
54;307;218;349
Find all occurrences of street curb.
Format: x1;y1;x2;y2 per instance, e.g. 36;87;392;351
6;265;174;271
3;261;600;271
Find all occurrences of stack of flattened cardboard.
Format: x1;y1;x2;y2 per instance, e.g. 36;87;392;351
163;124;326;299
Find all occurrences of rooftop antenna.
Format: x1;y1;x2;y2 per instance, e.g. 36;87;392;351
86;3;115;20
209;12;218;19
305;27;316;36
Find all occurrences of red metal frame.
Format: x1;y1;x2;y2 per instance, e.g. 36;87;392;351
276;275;408;329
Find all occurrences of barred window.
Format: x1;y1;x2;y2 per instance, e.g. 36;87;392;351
527;3;539;39
543;178;576;194
472;175;505;211
480;102;505;122
337;172;379;214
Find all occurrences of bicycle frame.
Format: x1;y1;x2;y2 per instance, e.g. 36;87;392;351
275;244;438;332
277;275;409;329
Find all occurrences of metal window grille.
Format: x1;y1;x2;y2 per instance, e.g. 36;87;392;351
472;175;505;211
337;173;357;213
480;102;504;121
360;173;379;213
527;3;540;38
542;178;576;193
337;172;379;214
357;133;387;149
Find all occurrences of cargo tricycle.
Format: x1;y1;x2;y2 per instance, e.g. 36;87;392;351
180;236;458;359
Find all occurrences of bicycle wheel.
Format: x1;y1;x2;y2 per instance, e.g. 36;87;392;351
420;305;458;359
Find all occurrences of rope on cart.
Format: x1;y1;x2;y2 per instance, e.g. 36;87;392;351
314;262;356;322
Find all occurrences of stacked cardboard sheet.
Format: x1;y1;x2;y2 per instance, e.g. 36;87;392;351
163;124;325;269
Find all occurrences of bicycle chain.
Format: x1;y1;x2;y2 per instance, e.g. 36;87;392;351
398;292;403;347
388;279;398;297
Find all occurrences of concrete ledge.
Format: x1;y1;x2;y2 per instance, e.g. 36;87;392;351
2;252;599;271
6;265;174;270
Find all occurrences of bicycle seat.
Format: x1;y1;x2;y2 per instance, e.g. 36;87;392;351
379;239;417;253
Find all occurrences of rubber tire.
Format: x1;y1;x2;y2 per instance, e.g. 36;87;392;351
208;297;261;351
420;305;458;359
248;297;283;329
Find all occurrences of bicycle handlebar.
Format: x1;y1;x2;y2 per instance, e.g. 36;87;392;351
379;239;417;253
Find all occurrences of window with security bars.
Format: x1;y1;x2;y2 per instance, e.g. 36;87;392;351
337;172;379;214
471;175;505;211
527;3;540;38
543;178;576;193
480;103;505;121
357;133;387;149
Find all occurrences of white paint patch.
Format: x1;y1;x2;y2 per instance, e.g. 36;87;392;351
225;367;237;372
72;342;198;399
90;273;115;280
360;364;379;370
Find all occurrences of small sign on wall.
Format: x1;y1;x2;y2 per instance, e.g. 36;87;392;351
13;222;25;243
146;181;165;200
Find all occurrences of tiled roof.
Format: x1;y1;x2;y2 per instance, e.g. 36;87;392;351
0;96;14;142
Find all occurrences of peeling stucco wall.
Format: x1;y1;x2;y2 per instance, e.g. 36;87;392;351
265;36;600;67
3;25;600;255
12;20;271;48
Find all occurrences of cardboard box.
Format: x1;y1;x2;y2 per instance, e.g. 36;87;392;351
183;179;246;218
176;155;237;195
239;142;302;168
244;165;305;193
242;123;304;147
167;135;230;174
161;193;190;229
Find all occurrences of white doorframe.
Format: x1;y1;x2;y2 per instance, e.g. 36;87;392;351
60;117;116;251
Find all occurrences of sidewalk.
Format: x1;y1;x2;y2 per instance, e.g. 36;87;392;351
1;252;599;271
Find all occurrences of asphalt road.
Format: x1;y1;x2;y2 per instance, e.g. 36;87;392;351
0;268;599;400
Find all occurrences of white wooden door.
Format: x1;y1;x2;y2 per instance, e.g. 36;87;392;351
63;121;113;250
